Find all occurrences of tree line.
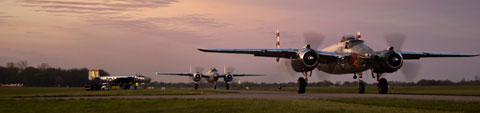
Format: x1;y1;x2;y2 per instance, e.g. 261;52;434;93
0;61;109;87
1;60;479;87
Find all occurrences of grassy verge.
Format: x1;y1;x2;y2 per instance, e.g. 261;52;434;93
246;86;480;96
1;98;478;113
0;87;233;98
327;98;480;113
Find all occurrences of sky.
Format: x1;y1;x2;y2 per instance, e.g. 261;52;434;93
1;0;479;83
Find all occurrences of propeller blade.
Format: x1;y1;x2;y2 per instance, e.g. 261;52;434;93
282;59;297;77
311;71;330;82
384;32;406;49
303;31;324;49
401;61;422;81
226;67;235;73
195;67;204;73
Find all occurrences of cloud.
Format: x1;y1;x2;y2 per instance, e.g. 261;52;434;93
21;0;178;15
87;14;227;37
0;13;13;23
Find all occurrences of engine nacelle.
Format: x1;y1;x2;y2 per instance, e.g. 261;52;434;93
291;48;319;72
192;73;202;81
372;48;403;73
223;73;233;82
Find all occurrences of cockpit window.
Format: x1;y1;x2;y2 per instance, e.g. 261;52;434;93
341;35;355;42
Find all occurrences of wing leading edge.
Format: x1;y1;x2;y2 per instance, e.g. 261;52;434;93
198;48;298;58
218;74;264;77
398;50;479;59
198;48;342;63
155;72;210;78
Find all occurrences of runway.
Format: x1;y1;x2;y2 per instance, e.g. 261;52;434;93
41;90;480;102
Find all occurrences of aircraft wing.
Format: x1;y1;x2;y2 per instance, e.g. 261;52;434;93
155;72;210;78
198;48;341;63
218;74;264;77
198;48;298;58
396;50;479;59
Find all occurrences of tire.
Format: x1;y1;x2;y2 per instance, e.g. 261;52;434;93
358;80;365;94
226;84;230;90
213;84;217;90
378;78;388;94
194;84;198;90
297;77;306;94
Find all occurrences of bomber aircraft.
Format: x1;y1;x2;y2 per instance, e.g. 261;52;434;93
198;30;479;94
87;70;151;90
156;66;263;90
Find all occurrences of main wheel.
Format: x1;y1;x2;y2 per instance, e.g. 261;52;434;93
194;84;198;90
226;84;230;90
297;77;306;94
358;80;365;94
378;78;388;94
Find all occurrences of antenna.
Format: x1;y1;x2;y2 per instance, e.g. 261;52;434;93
189;64;192;73
276;28;280;62
223;65;226;74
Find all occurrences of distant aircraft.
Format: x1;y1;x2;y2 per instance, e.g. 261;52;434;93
198;30;479;94
87;70;151;90
156;66;263;90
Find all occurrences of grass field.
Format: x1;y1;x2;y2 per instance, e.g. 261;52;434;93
0;87;233;98
247;86;480;96
1;98;479;113
2;87;480;113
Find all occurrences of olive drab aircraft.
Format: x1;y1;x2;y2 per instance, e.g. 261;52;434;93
198;30;479;94
156;66;263;90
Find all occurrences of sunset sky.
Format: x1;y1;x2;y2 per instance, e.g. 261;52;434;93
1;0;479;83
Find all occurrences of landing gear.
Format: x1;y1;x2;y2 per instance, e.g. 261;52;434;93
226;83;230;90
378;78;388;94
355;72;364;94
209;81;216;90
358;80;365;94
297;77;306;93
194;83;199;90
374;72;388;94
296;71;312;94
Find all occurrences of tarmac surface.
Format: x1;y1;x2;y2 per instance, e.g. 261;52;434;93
41;90;480;102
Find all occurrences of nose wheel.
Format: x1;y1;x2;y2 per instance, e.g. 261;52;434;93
354;72;365;94
213;82;217;90
194;83;199;90
226;83;230;90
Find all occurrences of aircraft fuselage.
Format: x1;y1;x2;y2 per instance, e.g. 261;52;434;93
318;39;375;74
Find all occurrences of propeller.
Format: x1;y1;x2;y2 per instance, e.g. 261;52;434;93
401;61;422;81
226;67;235;73
194;67;204;73
384;32;406;50
282;59;297;76
303;31;324;49
384;32;421;81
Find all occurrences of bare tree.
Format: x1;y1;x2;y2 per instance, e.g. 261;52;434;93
37;63;51;70
16;60;28;70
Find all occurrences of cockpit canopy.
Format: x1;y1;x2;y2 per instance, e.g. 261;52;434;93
341;35;356;42
211;68;218;72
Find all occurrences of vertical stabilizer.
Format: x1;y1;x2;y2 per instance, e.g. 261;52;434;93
88;70;100;80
